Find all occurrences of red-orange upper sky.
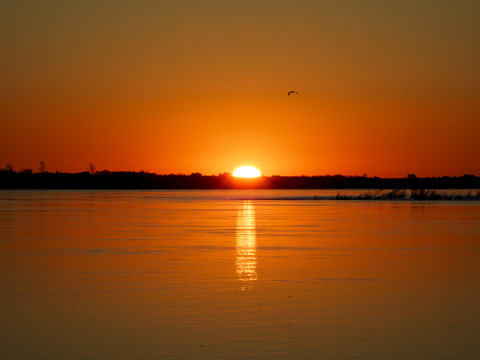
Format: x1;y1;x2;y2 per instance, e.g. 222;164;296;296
1;1;479;177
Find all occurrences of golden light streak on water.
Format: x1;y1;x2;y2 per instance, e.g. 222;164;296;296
235;200;257;289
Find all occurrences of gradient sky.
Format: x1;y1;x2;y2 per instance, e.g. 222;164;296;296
1;0;479;176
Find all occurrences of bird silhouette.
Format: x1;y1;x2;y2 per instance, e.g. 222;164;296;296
288;91;299;96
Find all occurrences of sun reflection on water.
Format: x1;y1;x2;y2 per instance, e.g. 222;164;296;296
235;200;257;290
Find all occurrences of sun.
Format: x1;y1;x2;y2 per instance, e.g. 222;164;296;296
233;166;261;178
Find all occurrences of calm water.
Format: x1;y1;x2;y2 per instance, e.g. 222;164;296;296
1;190;479;360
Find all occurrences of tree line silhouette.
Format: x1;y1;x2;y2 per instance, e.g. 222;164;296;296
0;169;479;189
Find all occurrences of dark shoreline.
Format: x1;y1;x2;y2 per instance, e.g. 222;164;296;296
1;171;479;190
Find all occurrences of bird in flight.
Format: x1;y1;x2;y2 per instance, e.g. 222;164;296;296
288;90;299;96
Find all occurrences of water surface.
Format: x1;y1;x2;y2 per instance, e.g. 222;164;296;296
1;190;479;359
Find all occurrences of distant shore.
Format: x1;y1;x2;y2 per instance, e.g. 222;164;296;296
1;170;479;191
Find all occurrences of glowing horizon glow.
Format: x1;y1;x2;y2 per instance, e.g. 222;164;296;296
233;166;261;178
1;3;479;177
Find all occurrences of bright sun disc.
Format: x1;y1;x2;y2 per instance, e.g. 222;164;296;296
233;166;261;178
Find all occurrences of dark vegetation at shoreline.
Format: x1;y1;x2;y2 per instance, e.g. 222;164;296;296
335;189;480;200
1;169;479;191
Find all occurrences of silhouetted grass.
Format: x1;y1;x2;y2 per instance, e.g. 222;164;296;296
335;189;480;201
410;189;480;200
335;190;407;200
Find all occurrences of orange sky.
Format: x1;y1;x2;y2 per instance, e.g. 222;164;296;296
1;1;479;177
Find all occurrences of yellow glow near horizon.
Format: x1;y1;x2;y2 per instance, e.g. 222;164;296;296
233;166;261;178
